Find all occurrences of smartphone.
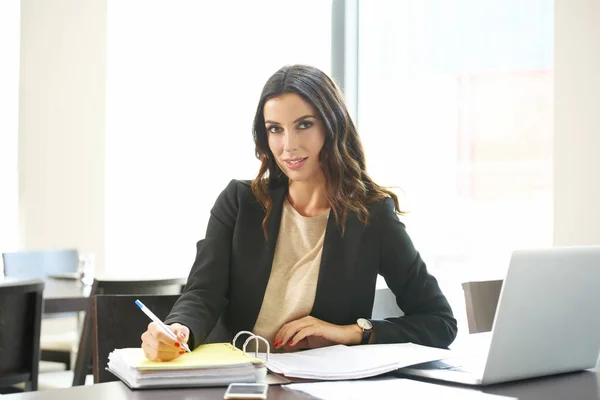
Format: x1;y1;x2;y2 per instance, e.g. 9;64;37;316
223;383;268;399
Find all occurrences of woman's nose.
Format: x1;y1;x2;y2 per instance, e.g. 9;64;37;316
283;131;299;152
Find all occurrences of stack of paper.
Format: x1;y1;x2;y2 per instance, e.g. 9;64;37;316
264;343;452;380
107;343;267;389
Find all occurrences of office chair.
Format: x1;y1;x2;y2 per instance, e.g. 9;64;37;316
462;279;503;334
2;249;80;370
91;294;180;383
0;279;44;393
72;277;186;386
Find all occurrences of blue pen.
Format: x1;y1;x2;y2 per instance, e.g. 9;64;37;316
135;299;191;353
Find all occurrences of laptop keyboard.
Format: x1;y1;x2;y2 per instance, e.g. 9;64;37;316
438;357;485;373
414;357;484;373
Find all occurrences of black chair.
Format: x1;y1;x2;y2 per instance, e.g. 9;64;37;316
0;279;44;393
2;249;80;370
72;278;186;386
91;294;180;383
462;279;503;334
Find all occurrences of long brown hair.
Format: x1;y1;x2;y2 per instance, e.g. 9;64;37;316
251;65;401;236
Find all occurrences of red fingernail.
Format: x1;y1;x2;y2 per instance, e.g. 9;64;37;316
179;351;185;354
289;341;295;346
174;342;180;348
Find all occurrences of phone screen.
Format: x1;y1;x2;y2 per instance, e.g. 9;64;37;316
228;384;266;394
224;383;268;399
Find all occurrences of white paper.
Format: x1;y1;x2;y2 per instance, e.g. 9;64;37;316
262;343;453;380
286;377;517;400
106;349;266;388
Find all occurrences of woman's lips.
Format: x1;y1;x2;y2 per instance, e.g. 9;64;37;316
284;157;308;170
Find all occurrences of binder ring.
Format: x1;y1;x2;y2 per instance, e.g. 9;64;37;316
232;331;255;348
243;335;270;362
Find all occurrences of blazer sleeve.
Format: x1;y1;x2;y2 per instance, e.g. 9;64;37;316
164;179;239;348
371;198;458;348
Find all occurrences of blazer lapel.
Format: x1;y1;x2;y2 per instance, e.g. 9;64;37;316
238;184;286;332
311;211;366;325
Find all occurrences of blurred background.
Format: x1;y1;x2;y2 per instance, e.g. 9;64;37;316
1;0;598;340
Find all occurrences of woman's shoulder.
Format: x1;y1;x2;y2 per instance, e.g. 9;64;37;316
366;196;396;216
218;179;254;203
364;196;405;229
222;179;252;193
217;179;280;206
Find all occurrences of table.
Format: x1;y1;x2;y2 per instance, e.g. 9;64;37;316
4;369;599;400
42;279;90;314
481;368;599;399
0;277;90;314
2;382;316;400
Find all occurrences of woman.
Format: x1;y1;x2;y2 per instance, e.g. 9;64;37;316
141;65;457;361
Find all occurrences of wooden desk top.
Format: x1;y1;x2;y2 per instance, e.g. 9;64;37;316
0;277;90;314
4;382;317;400
4;369;599;400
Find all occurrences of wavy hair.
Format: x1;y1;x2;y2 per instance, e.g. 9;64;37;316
251;65;401;236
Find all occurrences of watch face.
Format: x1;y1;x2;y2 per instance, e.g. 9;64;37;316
357;318;373;330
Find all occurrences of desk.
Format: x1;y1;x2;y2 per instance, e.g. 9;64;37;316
3;382;316;400
0;277;90;314
484;369;600;399
42;279;90;314
4;369;599;400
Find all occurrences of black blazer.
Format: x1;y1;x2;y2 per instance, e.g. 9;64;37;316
166;180;457;349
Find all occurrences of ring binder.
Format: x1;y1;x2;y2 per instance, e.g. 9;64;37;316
233;330;270;361
107;333;269;389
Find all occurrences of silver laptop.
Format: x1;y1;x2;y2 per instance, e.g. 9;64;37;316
397;246;600;385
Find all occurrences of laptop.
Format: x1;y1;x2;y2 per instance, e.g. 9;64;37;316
396;246;600;386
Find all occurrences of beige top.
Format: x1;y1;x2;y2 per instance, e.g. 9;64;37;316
252;199;330;346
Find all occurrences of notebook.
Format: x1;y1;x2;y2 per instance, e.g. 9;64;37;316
107;331;269;389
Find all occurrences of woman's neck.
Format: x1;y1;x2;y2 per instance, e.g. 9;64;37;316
287;179;330;217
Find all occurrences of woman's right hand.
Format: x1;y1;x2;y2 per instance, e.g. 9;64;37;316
141;322;190;362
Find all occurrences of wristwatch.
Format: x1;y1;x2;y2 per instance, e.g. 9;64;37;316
357;318;373;344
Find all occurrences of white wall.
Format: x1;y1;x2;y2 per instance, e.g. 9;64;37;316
554;0;600;246
19;0;107;271
0;1;20;262
16;1;330;279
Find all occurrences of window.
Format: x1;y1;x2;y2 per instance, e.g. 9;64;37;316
358;0;554;333
105;1;332;276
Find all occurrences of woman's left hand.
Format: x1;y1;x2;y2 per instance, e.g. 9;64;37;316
273;316;362;351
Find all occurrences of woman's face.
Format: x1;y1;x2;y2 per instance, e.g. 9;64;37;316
264;93;326;184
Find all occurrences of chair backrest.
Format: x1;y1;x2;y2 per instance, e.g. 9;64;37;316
91;294;180;383
72;278;186;386
0;279;44;392
91;278;185;296
2;249;79;280
462;279;503;334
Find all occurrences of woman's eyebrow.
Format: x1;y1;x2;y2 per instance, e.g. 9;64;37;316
265;115;316;125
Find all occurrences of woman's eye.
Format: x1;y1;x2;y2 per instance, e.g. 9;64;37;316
298;121;313;129
267;126;282;134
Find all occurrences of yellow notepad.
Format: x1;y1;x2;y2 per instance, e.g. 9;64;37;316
119;343;265;371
